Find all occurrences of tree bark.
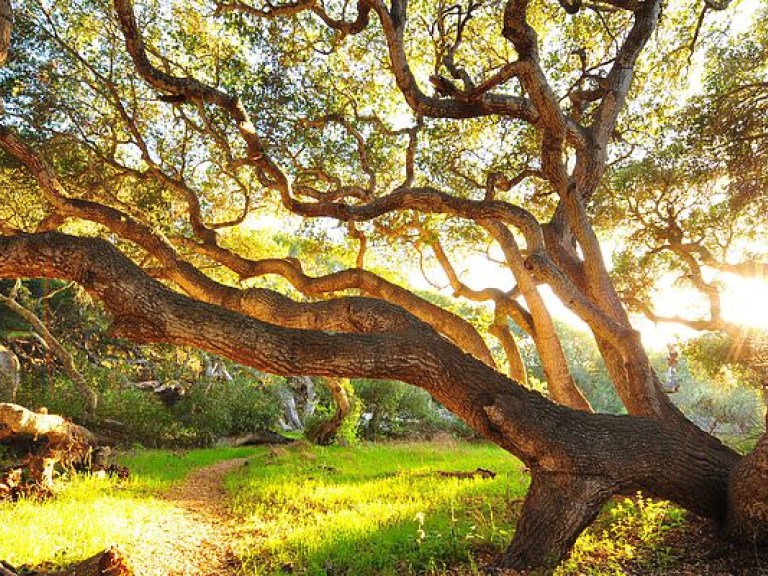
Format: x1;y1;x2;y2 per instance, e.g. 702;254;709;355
500;472;613;569
308;378;351;445
725;418;768;543
0;232;748;568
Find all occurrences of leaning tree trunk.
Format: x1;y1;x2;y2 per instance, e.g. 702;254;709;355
0;403;95;491
0;232;752;569
308;378;351;445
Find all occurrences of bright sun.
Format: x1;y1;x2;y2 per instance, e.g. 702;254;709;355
721;274;768;331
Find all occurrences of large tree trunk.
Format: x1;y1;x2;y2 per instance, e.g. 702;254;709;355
725;416;768;543
0;232;749;568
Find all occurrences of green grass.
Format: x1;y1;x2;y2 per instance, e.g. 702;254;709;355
0;446;259;569
0;441;692;575
227;441;527;575
555;495;687;575
121;445;261;493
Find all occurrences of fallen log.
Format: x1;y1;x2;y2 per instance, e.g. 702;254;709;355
438;467;497;479
217;430;293;446
0;547;134;576
0;403;97;490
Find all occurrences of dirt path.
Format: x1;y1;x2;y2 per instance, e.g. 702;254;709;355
124;458;249;576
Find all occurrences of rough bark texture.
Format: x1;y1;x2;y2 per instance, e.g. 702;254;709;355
726;421;768;543
0;0;760;569
0;232;747;568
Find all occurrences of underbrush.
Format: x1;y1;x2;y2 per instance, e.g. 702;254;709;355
16;373;282;448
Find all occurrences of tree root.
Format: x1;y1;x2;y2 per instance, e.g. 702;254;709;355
0;547;134;576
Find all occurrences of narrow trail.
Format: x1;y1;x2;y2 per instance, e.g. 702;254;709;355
124;457;249;576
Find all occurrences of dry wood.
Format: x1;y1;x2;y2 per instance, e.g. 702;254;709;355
438;467;496;479
0;403;96;489
0;547;133;576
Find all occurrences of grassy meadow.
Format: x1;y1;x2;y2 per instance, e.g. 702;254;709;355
0;441;688;575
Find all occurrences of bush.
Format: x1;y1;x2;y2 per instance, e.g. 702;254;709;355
98;388;189;447
173;377;282;445
354;379;473;440
16;370;282;448
16;373;90;423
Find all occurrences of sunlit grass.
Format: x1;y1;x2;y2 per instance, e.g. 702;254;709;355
0;441;694;575
227;441;527;575
0;446;259;569
121;445;260;493
556;495;687;575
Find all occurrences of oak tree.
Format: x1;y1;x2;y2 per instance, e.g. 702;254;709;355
0;0;764;568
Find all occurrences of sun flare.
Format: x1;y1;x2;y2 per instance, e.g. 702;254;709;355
721;275;768;331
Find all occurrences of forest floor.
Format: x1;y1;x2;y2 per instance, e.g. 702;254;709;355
3;442;768;575
123;457;249;576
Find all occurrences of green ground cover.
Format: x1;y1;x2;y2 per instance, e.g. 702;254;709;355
226;441;685;575
0;446;258;568
0;441;688;575
227;441;526;575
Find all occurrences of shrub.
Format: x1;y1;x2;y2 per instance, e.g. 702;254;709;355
354;379;473;440
172;377;282;445
97;388;187;447
15;373;89;423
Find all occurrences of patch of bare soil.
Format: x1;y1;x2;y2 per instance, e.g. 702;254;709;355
646;516;768;576
123;458;249;576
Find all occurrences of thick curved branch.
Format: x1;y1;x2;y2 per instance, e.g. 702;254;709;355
485;221;592;412
0;231;741;568
589;0;661;147
178;236;496;365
